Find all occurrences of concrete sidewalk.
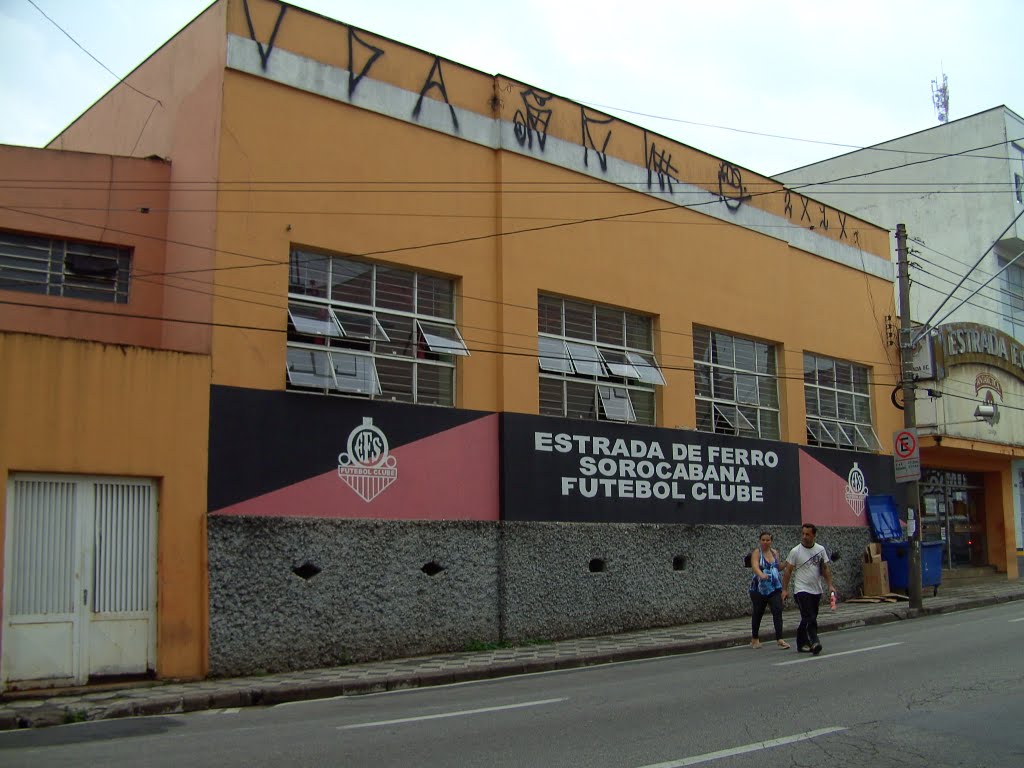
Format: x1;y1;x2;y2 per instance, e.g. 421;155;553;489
3;578;1022;730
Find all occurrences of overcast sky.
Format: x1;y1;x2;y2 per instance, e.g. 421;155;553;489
1;0;1021;176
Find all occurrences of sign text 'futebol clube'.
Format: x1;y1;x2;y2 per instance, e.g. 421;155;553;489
337;417;398;502
535;431;780;502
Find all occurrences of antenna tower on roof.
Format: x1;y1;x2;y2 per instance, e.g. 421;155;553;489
931;72;949;123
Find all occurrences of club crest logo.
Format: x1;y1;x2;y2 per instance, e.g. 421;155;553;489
337;417;398;502
845;462;868;517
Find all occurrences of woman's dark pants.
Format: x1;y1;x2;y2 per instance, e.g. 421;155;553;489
750;589;783;640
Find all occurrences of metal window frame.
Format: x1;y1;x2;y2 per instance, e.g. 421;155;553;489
625;350;666;386
417;320;470;356
693;328;779;438
333;308;389;341
0;230;130;303
286;250;464;405
286;347;336;390
599;348;641;379
288;303;343;338
565;341;608;377
330;350;382;395
536;295;661;426
803;353;881;452
538;336;574;374
598;385;637;423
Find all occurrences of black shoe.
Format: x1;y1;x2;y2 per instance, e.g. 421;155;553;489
811;642;823;655
798;645;812;653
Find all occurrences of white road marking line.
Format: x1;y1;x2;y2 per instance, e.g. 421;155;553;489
336;697;566;729
774;642;902;665
222;707;241;714
1010;617;1024;623
636;727;847;767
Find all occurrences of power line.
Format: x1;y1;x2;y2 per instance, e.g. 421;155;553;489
0;295;904;390
913;210;1024;342
12;125;1009;378
911;257;1019;310
780;137;1024;192
578;98;1024;165
16;0;1022;179
0;180;1019;191
911;274;1019;325
24;0;161;107
1;199;903;371
11;132;1007;282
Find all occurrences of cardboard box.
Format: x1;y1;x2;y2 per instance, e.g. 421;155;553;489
862;559;890;596
863;543;882;563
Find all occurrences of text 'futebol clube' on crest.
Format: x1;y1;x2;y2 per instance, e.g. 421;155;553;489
338;417;398;502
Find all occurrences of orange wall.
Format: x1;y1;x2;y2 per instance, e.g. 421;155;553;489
39;0;899;440
0;147;183;349
493;151;902;439
228;0;887;258
210;66;902;443
48;2;228;354
0;333;211;678
983;470;1016;577
211;0;900;443
210;71;502;407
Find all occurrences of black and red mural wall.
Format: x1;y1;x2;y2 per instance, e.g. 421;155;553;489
501;414;900;527
208;385;499;520
208;388;900;527
798;444;905;527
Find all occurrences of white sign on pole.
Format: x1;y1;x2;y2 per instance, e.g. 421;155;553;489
893;428;921;483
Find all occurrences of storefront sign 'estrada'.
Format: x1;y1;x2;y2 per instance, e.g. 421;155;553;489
938;322;1024;383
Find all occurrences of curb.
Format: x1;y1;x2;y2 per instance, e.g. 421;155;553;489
2;590;1020;730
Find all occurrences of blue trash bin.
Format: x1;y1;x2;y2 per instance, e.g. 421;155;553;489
882;541;944;596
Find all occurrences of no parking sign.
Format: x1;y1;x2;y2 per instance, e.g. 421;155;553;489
893;428;921;483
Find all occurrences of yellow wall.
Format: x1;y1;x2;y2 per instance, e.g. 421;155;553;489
226;0;887;258
0;333;211;678
984;469;1018;578
210;61;902;443
210;71;502;409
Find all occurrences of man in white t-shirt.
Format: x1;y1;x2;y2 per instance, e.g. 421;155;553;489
782;523;835;655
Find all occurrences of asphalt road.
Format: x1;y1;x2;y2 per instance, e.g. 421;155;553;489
2;602;1023;767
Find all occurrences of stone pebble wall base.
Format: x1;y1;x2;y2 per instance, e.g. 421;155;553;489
208;517;871;676
208;517;500;677
499;522;869;643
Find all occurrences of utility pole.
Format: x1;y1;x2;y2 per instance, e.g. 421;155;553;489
896;223;923;610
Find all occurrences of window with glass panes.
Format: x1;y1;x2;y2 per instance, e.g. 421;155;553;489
537;295;665;425
693;328;779;439
0;229;131;303
803;353;881;451
286;249;468;404
999;253;1024;340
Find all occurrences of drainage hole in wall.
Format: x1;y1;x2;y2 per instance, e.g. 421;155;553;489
292;562;322;580
673;555;687;571
589;558;606;573
422;561;445;576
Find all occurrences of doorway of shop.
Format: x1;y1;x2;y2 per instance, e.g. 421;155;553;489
920;469;985;569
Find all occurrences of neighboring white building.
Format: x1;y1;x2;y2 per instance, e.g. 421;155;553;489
777;106;1024;575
